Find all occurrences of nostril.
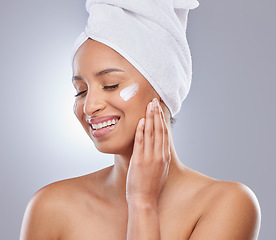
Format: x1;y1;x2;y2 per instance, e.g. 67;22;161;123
83;98;106;117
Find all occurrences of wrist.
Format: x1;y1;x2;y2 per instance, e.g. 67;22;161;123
127;198;158;212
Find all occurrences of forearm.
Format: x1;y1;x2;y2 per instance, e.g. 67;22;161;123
127;202;161;240
126;99;169;240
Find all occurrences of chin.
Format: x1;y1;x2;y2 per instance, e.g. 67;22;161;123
93;139;134;156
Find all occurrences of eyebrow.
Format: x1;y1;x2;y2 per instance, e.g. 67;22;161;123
72;75;83;82
72;68;124;82
96;68;124;76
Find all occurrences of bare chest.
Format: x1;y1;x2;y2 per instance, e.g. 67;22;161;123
61;200;199;240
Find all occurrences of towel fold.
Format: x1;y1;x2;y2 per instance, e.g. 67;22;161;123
72;0;199;116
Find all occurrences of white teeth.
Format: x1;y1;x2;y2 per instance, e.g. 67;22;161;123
91;118;119;130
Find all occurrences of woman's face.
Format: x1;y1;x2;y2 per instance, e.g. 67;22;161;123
72;39;160;156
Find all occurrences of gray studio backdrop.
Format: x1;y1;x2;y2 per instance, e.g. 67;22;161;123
0;0;275;239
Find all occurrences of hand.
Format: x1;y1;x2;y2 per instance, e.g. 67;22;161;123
126;98;171;208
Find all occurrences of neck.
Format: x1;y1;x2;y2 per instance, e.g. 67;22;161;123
108;132;186;202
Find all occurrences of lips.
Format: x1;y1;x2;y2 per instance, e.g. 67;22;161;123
86;115;120;137
91;118;119;130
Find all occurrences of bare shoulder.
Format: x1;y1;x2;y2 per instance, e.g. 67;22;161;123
203;180;261;223
186;170;261;240
20;166;113;240
207;180;260;204
20;177;84;240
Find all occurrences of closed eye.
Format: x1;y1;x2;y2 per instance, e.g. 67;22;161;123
74;90;87;97
74;84;119;97
103;84;119;90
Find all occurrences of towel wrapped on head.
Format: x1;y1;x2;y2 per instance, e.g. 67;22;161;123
72;0;199;116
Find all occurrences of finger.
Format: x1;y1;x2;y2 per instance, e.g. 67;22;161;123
159;103;171;163
153;98;164;162
132;118;145;160
144;101;154;159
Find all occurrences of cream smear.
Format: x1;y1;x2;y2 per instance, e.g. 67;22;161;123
120;83;139;101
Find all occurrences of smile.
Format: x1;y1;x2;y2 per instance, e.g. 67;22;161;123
92;118;119;130
87;116;120;138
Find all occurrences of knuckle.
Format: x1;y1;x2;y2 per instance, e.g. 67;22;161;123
145;128;153;137
163;126;168;135
135;134;143;144
133;160;143;167
165;152;171;162
136;138;143;145
156;126;163;135
155;155;164;164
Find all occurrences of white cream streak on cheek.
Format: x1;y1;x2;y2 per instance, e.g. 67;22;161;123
120;83;139;101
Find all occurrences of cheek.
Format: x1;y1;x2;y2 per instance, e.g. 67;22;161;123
73;100;84;121
73;101;77;115
119;83;139;102
129;83;156;109
122;94;148;122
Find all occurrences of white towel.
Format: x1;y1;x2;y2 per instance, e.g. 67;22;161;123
72;0;199;116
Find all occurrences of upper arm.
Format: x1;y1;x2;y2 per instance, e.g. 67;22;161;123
20;186;64;240
189;182;261;240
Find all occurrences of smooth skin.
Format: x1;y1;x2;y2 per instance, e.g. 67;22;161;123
20;39;261;240
126;99;171;239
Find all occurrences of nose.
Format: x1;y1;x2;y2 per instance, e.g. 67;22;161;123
83;87;106;116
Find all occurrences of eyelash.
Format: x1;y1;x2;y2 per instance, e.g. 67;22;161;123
74;90;87;97
74;84;119;97
103;84;119;90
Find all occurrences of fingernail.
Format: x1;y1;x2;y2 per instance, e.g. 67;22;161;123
140;118;145;125
152;98;157;107
148;102;153;112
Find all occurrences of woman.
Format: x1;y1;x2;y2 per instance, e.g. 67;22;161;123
20;0;261;239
